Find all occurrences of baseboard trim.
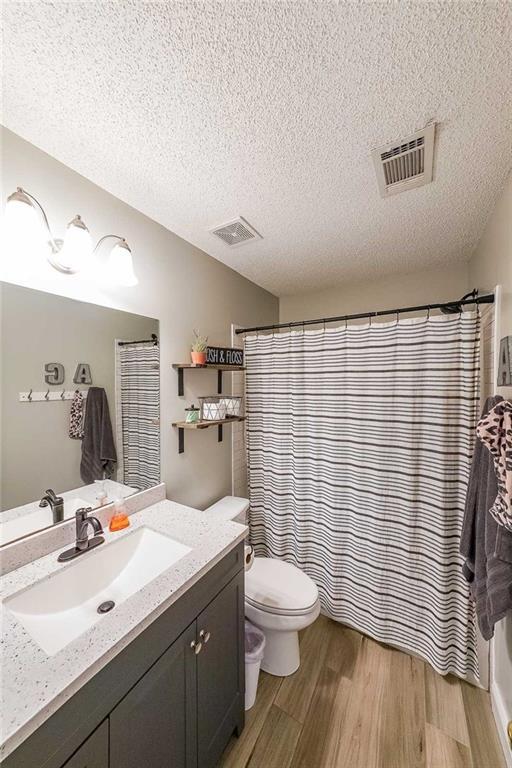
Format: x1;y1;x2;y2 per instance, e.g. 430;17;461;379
491;681;512;768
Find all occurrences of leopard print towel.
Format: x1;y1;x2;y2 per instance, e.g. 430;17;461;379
69;390;85;439
477;399;512;531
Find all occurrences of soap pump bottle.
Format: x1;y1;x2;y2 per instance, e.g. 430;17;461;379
109;498;130;532
94;479;108;508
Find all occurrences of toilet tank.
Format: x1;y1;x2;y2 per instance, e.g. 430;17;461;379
204;496;250;524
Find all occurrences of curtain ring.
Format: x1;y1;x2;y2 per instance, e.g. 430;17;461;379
395;310;399;326
323;319;326;332
345;316;348;330
302;321;305;336
369;314;373;327
426;306;431;321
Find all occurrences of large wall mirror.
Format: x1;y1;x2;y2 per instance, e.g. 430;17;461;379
1;283;160;546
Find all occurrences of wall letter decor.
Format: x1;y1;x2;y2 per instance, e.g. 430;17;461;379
73;363;92;385
497;336;512;386
44;362;65;385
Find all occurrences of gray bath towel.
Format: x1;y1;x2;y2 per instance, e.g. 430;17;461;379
80;387;117;484
460;395;512;640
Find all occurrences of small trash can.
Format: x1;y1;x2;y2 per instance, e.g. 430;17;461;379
244;620;266;711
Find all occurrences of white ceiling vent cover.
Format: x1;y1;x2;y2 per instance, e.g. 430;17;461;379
210;217;262;247
372;123;436;198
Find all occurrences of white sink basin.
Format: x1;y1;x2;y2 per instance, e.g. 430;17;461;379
5;527;191;655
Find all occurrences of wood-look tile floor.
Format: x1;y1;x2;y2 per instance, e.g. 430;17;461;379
219;615;506;768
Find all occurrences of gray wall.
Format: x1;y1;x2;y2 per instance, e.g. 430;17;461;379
1;283;157;509
469;170;512;757
279;263;470;322
1;127;279;510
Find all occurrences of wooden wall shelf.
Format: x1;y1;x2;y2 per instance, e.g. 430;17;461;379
172;363;245;396
172;416;245;454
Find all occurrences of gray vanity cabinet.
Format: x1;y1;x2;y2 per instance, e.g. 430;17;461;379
109;622;197;768
3;543;245;768
109;573;244;768
196;574;245;768
62;722;108;768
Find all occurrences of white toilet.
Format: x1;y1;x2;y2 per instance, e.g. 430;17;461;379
205;496;321;676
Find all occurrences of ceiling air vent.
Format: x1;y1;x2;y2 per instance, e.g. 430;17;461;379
372;123;436;198
210;217;262;247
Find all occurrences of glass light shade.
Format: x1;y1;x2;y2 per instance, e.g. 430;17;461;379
5;189;40;232
106;240;138;287
1;189;48;280
52;215;92;274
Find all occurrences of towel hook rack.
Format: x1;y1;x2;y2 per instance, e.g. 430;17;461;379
18;388;90;403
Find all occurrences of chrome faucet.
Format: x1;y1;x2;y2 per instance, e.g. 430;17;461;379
39;488;65;524
57;508;104;562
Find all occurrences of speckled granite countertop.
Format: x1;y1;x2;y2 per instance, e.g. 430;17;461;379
0;500;247;761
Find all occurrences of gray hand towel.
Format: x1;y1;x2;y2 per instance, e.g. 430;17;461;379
460;395;512;639
80;387;117;484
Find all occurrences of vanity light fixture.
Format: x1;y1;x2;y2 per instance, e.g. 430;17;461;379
4;187;137;285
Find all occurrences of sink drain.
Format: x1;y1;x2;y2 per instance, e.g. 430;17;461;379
97;600;115;614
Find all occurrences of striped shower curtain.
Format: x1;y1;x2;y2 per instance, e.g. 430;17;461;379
117;343;160;489
245;313;481;680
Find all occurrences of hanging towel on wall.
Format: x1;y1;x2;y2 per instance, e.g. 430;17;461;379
461;396;512;639
69;390;85;439
477;400;512;531
80;387;117;484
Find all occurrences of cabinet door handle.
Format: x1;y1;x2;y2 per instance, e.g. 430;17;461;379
190;639;203;655
199;629;211;644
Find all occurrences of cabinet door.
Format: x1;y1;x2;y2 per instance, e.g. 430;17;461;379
63;721;108;768
196;571;245;768
110;622;197;768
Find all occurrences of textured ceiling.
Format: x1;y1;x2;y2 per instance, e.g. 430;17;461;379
2;1;511;296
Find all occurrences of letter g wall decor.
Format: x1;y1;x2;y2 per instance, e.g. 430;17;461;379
44;363;64;385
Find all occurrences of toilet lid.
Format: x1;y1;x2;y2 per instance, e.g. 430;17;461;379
245;558;319;614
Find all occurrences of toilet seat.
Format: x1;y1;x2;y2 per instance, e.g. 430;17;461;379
245;596;317;617
245;557;319;615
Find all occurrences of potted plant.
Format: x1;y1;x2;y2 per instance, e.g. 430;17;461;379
191;329;208;365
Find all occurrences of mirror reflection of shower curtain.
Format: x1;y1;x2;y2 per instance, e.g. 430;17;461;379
116;343;160;489
245;312;481;683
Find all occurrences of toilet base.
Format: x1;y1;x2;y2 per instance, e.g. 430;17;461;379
260;629;300;677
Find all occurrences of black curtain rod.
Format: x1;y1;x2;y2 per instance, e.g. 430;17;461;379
118;333;158;347
234;292;494;335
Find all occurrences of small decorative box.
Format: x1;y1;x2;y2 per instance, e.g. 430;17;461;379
199;396;227;421
220;396;243;417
